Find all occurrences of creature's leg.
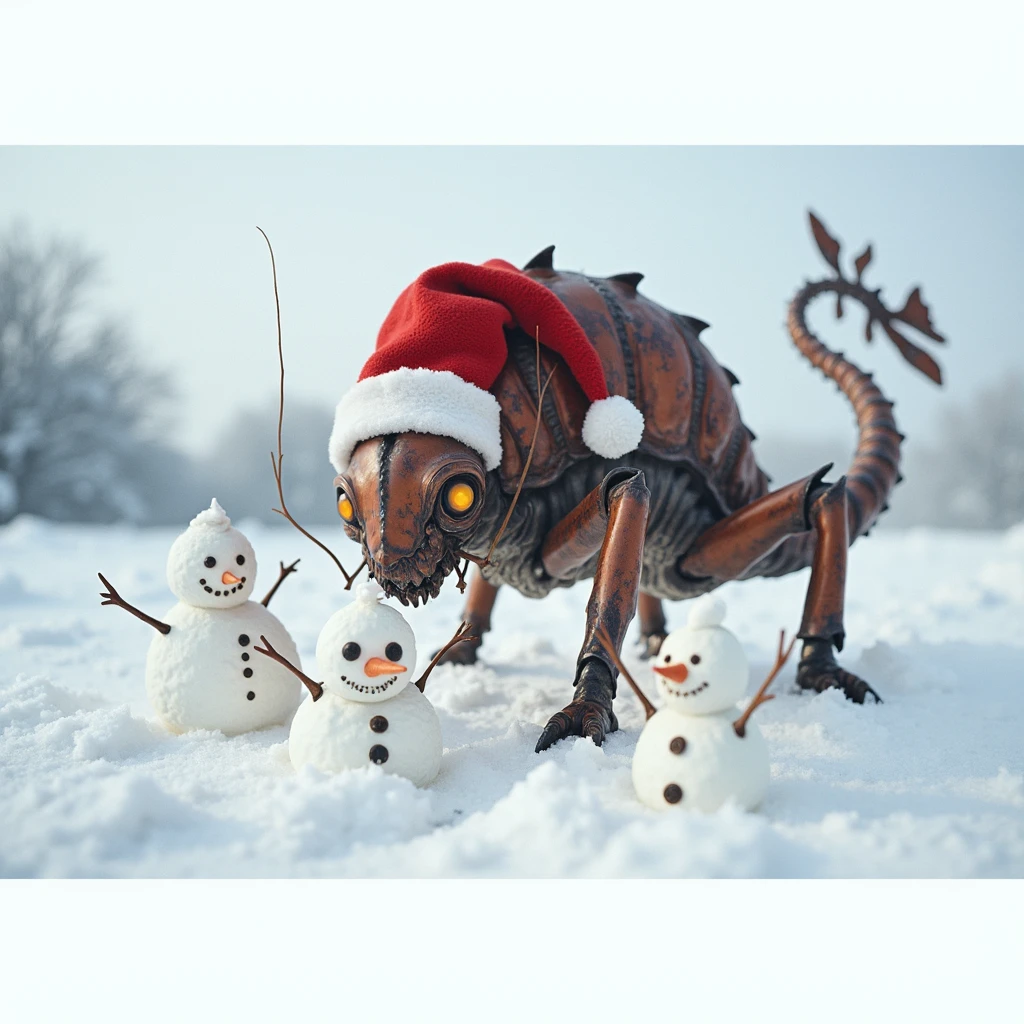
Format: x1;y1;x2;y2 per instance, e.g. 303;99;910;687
636;592;667;659
678;469;880;704
535;469;650;751
434;569;500;665
679;466;830;580
795;478;881;704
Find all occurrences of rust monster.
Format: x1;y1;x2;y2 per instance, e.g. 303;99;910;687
326;213;945;752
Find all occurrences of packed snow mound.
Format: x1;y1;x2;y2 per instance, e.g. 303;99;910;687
1;519;1023;878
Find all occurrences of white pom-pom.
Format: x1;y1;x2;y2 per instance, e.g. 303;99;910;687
189;498;231;531
353;581;385;605
581;395;644;458
687;594;727;630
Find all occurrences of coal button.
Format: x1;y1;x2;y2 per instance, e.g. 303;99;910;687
669;736;687;755
369;744;389;765
370;716;389;733
246;691;255;701
238;634;250;646
663;783;683;804
243;667;253;678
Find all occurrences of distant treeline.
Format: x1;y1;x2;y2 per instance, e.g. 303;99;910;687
2;226;1021;531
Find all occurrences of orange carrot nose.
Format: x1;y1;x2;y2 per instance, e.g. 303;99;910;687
221;571;242;586
653;662;690;683
364;657;407;677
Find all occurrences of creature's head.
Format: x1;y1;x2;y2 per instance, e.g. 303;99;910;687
316;582;417;701
166;499;256;608
334;433;488;607
325;260;646;605
653;596;749;715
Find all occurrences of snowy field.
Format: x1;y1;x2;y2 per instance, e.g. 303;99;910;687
1;516;1022;878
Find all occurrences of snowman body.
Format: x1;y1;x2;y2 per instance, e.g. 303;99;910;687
146;601;301;735
142;499;302;735
285;584;443;787
633;708;769;813
632;595;772;813
290;684;442;787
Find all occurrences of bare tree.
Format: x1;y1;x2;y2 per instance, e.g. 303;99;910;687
0;226;171;524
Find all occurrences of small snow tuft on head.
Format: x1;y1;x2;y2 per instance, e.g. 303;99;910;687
353;581;385;605
189;498;231;532
687;594;727;630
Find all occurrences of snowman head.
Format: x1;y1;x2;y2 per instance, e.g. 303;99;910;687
652;596;749;714
166;499;257;609
316;582;417;702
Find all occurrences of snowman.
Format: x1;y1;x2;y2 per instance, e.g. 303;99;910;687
599;597;794;813
254;582;475;788
98;499;303;735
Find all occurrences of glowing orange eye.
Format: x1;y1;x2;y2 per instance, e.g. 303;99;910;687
337;493;354;521
445;481;476;515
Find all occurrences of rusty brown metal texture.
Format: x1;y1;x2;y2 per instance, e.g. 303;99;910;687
494;268;770;518
637;591;667;638
540;468;637;580
797;477;850;651
339;433;486;606
678;466;831;581
574;470;650;678
331;213;947;724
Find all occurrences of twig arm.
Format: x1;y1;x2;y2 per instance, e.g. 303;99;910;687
734;629;797;738
260;559;300;608
414;621;479;692
594;624;657;720
97;573;171;635
254;634;323;701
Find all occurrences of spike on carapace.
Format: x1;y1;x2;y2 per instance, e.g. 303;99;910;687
523;245;555;271
608;272;644;290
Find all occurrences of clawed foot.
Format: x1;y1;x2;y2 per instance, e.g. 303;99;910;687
535;658;619;751
636;631;666;660
535;700;619;752
797;639;882;704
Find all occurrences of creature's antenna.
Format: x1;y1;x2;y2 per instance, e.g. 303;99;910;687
257;226;364;590
457;327;556;584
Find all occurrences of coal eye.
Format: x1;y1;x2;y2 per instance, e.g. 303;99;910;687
385;642;403;662
444;480;476;516
204;556;216;568
236;555;245;566
337;488;355;522
663;654;672;663
690;654;701;665
342;642;361;661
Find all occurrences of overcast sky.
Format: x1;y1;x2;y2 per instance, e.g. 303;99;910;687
2;146;1020;458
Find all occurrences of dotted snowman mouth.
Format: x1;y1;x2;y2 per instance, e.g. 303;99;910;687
199;577;247;598
340;674;398;696
663;680;709;699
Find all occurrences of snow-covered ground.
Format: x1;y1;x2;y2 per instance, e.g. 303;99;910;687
1;516;1022;877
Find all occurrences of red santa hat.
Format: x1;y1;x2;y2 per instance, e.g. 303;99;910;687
329;259;645;473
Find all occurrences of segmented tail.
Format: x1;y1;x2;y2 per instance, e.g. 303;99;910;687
787;213;945;539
